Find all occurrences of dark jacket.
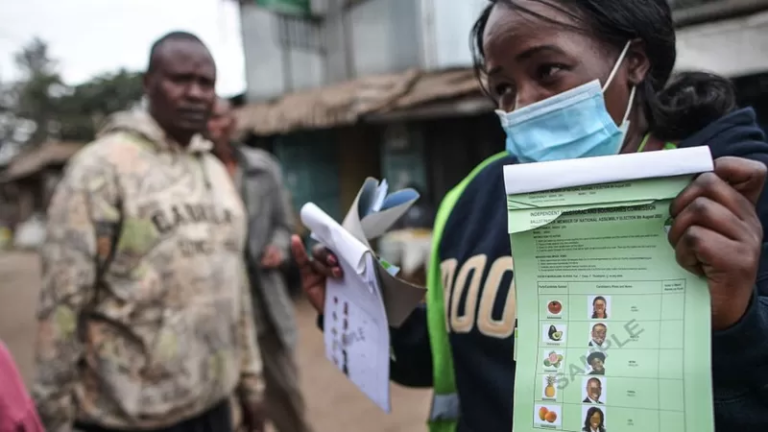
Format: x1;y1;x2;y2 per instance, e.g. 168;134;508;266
679;108;768;432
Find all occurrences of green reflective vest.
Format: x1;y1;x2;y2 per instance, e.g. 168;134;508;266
425;152;509;432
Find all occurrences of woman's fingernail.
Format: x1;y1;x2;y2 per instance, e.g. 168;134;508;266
333;269;342;278
328;255;337;265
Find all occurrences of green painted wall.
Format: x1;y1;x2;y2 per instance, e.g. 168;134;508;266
273;130;342;221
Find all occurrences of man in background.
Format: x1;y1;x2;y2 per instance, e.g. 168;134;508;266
33;32;265;432
208;98;312;432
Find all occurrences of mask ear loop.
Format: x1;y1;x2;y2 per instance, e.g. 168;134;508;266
602;41;632;93
622;86;637;125
603;41;636;127
615;85;637;152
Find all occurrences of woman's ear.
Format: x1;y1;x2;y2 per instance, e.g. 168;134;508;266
626;38;651;86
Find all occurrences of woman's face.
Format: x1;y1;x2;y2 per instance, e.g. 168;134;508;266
590;411;602;428
482;1;642;126
594;299;606;316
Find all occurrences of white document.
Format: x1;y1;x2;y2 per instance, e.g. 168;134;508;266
301;204;391;412
504;146;714;195
301;203;369;274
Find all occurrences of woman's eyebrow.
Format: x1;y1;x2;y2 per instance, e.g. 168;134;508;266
487;66;503;76
485;44;565;77
516;44;566;61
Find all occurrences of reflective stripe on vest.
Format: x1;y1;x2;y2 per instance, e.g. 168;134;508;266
429;392;461;421
425;152;510;432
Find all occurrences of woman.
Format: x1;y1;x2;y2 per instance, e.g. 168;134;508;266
587;352;606;376
291;1;768;431
583;407;606;432
592;296;607;319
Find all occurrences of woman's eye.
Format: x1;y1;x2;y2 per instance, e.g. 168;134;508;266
538;64;566;79
494;83;514;97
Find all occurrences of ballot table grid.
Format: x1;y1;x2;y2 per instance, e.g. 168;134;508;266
531;279;687;431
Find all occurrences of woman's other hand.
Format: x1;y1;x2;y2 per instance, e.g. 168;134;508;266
668;156;767;331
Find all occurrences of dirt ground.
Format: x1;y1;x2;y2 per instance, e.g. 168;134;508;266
0;251;430;432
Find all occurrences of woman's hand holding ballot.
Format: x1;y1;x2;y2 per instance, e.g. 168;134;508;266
668;156;767;331
290;235;343;314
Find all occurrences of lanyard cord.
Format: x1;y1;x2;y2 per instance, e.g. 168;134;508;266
637;133;677;152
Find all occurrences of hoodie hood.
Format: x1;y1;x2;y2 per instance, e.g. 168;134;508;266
98;109;212;154
679;107;768;162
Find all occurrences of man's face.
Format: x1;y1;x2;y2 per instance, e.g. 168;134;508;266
208;100;235;145
145;39;216;139
592;324;607;345
587;379;602;400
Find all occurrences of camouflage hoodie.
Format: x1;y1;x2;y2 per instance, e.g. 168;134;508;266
32;110;264;431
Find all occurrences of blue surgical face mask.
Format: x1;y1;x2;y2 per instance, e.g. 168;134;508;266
496;42;636;163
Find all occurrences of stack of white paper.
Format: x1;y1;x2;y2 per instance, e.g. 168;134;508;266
300;178;427;413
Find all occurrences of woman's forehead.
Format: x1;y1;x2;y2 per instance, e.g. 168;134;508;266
483;2;594;61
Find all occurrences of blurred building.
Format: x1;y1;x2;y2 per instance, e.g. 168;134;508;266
673;0;768;127
235;0;500;219
235;0;768;217
0;141;84;231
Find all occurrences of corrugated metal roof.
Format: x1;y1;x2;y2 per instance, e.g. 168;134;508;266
673;0;768;27
0;141;84;183
235;68;484;136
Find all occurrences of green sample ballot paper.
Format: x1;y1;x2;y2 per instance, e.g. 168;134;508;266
505;147;715;432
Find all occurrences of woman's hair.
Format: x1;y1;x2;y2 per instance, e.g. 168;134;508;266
583;407;606;432
470;0;737;142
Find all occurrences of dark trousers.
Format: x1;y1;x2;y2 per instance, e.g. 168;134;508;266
75;400;233;432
